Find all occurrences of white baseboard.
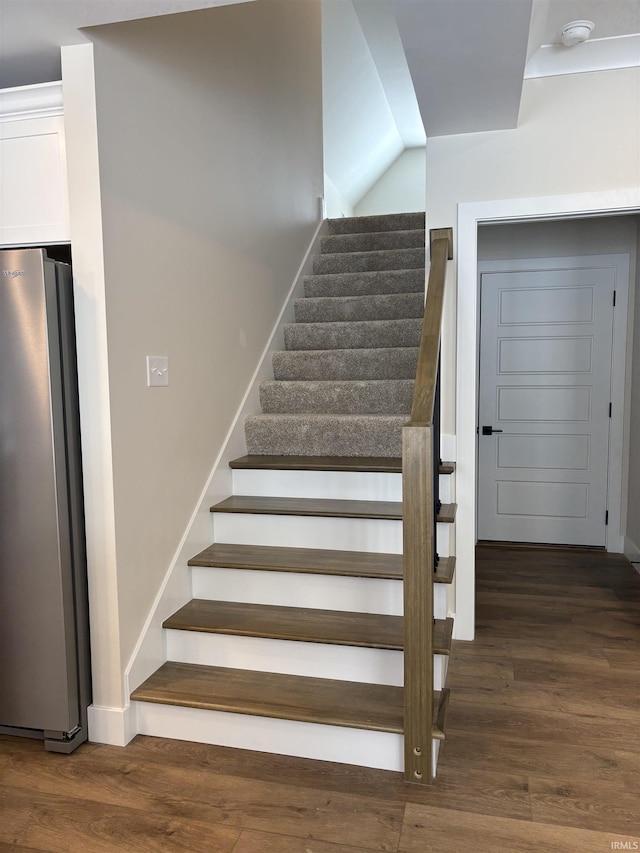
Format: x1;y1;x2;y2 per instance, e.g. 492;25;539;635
624;536;640;564
124;219;328;715
88;702;137;746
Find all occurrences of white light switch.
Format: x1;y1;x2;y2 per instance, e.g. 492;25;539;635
146;355;169;387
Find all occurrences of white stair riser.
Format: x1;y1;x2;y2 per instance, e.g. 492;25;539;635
135;702;405;772
165;629;450;690
191;566;449;619
211;513;452;556
213;513;401;553
434;654;449;692
136;702;441;777
232;470;453;504
192;567;403;614
435;584;447;621
166;630;403;686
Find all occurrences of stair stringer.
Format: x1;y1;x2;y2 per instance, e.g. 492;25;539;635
102;221;330;747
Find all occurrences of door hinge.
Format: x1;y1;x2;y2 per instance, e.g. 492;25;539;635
605;510;609;525
613;290;616;307
609;402;612;418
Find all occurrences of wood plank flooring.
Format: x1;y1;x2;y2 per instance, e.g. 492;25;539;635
2;545;639;852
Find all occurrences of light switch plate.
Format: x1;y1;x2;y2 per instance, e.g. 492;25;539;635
146;355;169;387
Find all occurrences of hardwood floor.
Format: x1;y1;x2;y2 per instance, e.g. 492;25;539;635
1;545;639;852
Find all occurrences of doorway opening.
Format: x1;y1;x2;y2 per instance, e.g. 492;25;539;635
454;192;640;641
476;220;635;550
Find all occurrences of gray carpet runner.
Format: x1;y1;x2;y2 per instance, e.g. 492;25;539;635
245;212;425;457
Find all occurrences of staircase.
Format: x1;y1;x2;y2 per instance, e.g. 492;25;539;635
132;212;455;781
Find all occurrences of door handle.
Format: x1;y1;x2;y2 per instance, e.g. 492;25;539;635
482;426;503;436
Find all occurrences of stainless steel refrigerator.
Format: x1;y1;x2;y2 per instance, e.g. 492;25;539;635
0;248;91;753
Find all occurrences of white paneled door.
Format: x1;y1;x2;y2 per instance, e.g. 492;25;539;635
478;261;616;546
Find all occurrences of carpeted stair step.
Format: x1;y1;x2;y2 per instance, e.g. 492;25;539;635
294;293;424;324
284;318;421;351
327;212;425;235
304;269;424;299
245;413;409;457
259;379;414;414
320;229;424;255
272;347;419;381
313;247;425;276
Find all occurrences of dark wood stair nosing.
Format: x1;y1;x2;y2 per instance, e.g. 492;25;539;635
434;556;455;585
131;660;447;739
162;598;453;656
230;455;455;476
433;687;451;741
433;617;454;656
187;543;455;585
210;494;457;524
187;543;404;579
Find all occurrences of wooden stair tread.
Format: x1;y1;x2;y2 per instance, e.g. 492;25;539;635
165;600;403;648
434;555;455;584
433;617;454;655
188;543;404;579
212;495;401;519
437;502;456;524
230;455;455;475
164;599;453;656
433;687;450;741
188;543;455;584
211;494;456;523
132;661;447;738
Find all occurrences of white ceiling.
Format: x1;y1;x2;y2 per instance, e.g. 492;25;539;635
391;0;640;137
393;0;533;137
533;0;640;44
1;0;638;203
2;0;638;120
0;0;252;89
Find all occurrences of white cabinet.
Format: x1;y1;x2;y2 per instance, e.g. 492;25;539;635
0;82;70;246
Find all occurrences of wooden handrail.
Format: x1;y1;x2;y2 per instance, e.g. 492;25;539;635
409;229;453;426
402;226;453;785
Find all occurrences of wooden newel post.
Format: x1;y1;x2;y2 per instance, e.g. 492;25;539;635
402;423;435;784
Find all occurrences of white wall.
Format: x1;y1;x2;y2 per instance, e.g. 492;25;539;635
322;0;403;209
72;0;322;715
355;147;425;217
477;217;639;264
428;67;640;435
324;172;354;219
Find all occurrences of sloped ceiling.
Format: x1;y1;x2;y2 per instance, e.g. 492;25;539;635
392;0;640;137
323;0;431;209
392;0;533;137
0;0;253;88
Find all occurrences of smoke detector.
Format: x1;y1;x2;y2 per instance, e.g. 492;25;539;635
559;20;595;47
